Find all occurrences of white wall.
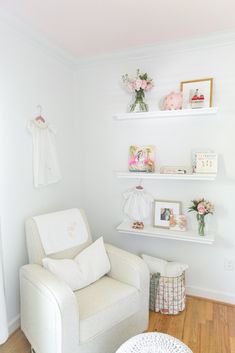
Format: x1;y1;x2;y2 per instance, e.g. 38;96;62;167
75;33;235;304
0;20;82;332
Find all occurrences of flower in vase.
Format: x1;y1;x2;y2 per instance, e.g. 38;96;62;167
141;80;147;90
122;70;154;112
146;80;154;91
197;203;206;215
135;79;142;91
188;198;214;236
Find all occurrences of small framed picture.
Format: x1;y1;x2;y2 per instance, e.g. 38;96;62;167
169;214;187;232
195;152;218;174
192;150;217;173
180;78;213;109
153;200;181;228
129;145;155;172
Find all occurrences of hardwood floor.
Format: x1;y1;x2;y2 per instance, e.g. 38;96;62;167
0;329;30;353
0;296;234;353
148;296;235;353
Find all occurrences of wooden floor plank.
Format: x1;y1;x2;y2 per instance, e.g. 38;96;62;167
0;296;234;353
0;329;30;353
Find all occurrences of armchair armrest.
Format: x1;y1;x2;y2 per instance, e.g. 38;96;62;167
105;243;150;330
20;264;79;353
105;243;149;291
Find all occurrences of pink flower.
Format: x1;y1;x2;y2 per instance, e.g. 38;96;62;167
197;203;206;215
141;80;147;90
132;81;137;90
145;81;154;91
128;83;135;92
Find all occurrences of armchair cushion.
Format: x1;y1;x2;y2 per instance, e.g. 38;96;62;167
75;276;139;342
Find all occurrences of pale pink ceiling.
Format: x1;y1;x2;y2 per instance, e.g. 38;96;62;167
2;0;235;58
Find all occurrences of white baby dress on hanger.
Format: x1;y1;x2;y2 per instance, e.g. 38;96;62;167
28;119;61;188
123;187;154;222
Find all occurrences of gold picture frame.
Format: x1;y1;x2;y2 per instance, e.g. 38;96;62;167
180;78;213;109
153;200;182;229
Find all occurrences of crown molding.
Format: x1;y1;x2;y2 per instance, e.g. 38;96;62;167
76;30;235;68
0;8;77;70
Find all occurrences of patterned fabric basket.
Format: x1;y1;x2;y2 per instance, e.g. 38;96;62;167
149;273;161;311
150;272;186;315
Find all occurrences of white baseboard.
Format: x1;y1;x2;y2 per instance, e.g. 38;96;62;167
8;314;20;335
186;285;235;305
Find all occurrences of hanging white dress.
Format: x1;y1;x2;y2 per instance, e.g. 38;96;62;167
28;119;61;188
123;187;154;222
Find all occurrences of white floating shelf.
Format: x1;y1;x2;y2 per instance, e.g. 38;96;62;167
116;172;217;181
113;107;218;120
117;221;215;245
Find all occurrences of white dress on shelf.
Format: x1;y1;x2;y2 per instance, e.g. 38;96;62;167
28;119;61;188
123;187;154;222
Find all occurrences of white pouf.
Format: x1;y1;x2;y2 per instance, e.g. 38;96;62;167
116;332;193;353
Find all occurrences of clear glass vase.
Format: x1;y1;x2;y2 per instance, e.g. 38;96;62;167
130;91;148;112
197;214;205;236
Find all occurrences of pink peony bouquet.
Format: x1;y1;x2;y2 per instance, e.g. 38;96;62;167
122;69;154;112
188;198;214;236
122;69;154;93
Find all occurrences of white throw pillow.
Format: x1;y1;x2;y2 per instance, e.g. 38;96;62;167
74;236;111;288
42;237;111;291
42;258;83;291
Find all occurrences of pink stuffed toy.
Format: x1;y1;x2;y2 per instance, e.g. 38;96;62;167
163;91;183;110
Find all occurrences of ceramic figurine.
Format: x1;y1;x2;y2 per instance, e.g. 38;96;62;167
163;91;183;110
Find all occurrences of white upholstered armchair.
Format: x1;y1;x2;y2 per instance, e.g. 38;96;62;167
20;209;149;353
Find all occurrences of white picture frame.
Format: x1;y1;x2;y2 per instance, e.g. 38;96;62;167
195;152;218;174
153;200;182;229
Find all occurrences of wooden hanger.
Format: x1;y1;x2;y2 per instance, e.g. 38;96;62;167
35;105;45;123
136;180;143;190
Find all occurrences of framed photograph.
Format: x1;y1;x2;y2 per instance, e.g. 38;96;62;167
180;78;213;109
153;200;181;228
129;145;155;172
169;214;187;232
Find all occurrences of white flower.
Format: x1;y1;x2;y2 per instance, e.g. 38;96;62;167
135;79;142;91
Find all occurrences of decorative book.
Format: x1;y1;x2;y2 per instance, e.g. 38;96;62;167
160;166;192;175
129;145;155;172
192;152;217;174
